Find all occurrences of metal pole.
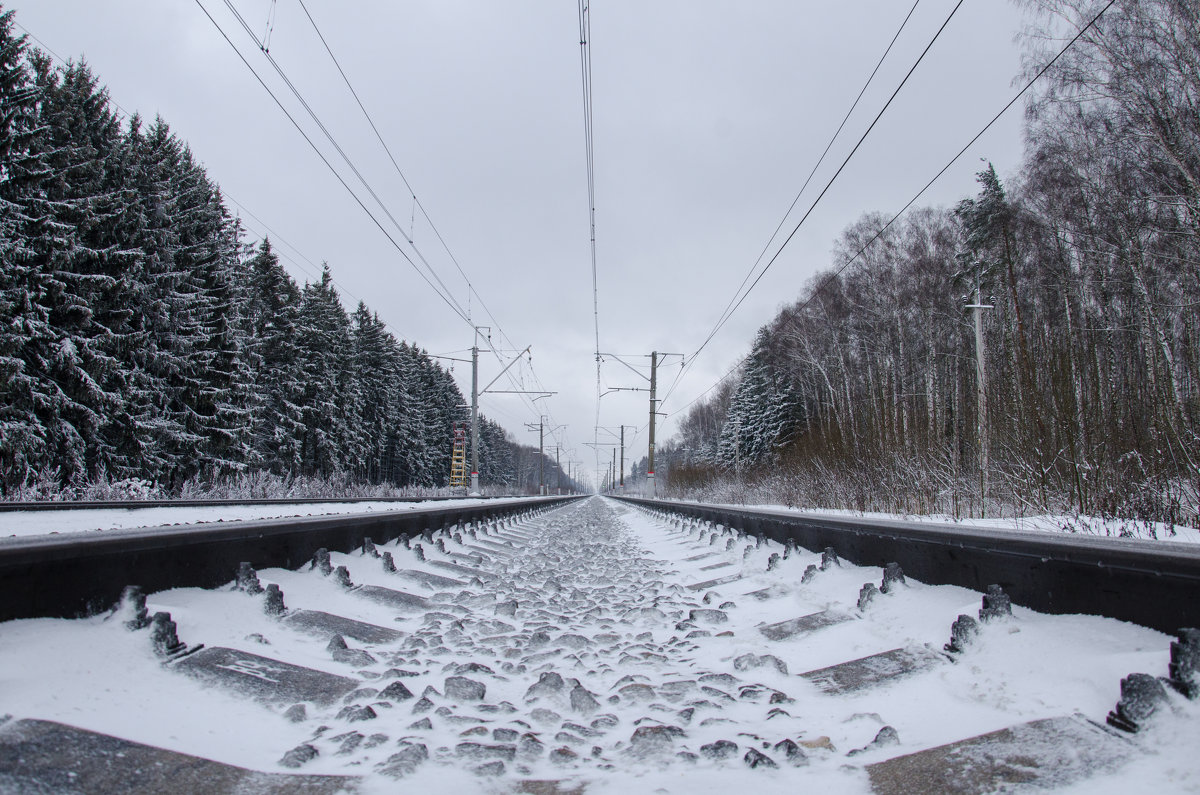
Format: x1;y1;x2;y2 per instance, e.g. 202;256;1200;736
555;447;561;495
619;425;625;490
647;351;657;497
734;417;742;479
611;448;616;494
470;341;479;494
968;286;992;517
539;417;545;496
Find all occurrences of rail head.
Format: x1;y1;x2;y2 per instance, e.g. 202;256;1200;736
0;494;536;512
0;495;584;622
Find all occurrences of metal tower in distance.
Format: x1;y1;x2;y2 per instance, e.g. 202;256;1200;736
449;422;468;490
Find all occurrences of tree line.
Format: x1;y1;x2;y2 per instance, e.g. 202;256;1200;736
667;0;1199;527
0;7;572;498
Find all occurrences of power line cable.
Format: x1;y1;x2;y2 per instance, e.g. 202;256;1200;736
576;0;603;483
662;0;958;413
691;0;923;369
659;0;1120;432
290;0;554;429
208;0;473;324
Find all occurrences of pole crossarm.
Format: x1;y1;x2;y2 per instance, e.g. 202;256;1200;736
600;387;648;398
480;345;532;395
597;352;652;382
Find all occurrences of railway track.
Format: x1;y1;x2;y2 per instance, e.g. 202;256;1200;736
0;495;526;512
0;496;1196;793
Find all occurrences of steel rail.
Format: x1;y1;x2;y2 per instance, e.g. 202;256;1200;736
0;496;583;623
0;495;527;512
614;497;1200;635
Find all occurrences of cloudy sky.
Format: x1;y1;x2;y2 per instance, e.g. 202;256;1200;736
14;0;1032;487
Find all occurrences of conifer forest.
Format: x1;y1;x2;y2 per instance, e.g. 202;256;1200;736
0;6;566;497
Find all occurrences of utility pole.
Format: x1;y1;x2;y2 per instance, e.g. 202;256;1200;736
462;338;549;495
596;351;681;497
555;446;561;495
647;351;658;497
470;333;480;495
524;417;545;495
619;425;626;490
734;417;742;479
611;448;616;494
967;287;993;517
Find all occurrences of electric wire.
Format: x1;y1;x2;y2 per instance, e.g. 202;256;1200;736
215;0;473;325
576;0;602;484
295;0;500;329
290;0;562;435
693;0;922;369
194;0;473;326
658;0;1120;435
659;0;956;413
208;1;567;438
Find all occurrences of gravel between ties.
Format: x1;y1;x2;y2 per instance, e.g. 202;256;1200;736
298;496;810;781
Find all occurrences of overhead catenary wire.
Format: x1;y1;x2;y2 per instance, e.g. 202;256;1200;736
691;0;923;368
215;0;474;325
576;0;603;485
659;0;955;413
290;0;558;431
295;0;489;325
193;0;473;327
658;0;1121;434
206;0;569;440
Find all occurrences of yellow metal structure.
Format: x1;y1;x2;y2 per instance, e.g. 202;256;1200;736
449;423;468;489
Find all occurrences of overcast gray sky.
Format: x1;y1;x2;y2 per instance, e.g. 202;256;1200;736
15;0;1030;487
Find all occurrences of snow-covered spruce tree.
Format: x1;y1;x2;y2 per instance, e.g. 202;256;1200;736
244;238;305;476
107;116;202;485
478;416;516;489
717;329;803;470
296;266;362;478
352;302;414;485
0;8;45;492
0;54;129;489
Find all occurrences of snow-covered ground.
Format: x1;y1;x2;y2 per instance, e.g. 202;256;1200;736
0;498;523;541
658;499;1200;545
0;497;1195;792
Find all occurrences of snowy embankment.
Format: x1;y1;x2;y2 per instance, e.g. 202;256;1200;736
657;500;1200;546
0;499;519;541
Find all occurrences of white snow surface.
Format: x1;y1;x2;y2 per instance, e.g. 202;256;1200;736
0;498;516;540
673;500;1200;546
0;496;1196;793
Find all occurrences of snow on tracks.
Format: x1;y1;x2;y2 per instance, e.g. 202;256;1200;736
0;497;1196;793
